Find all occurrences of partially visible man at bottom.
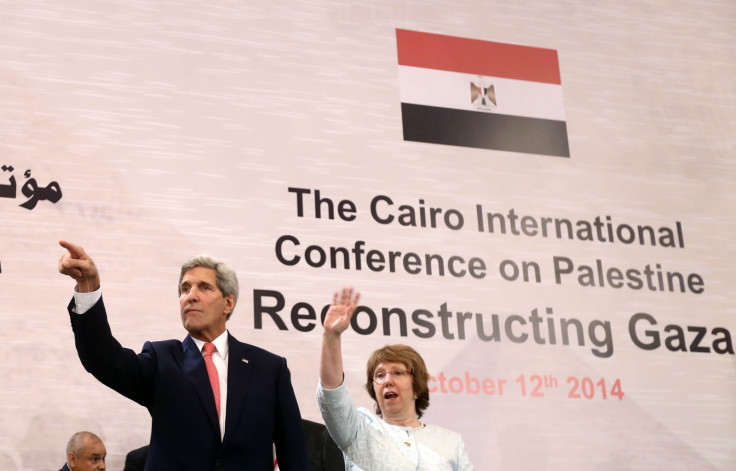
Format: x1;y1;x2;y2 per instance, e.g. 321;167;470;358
60;431;106;471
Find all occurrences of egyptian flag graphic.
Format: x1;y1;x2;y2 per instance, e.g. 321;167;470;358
397;29;570;157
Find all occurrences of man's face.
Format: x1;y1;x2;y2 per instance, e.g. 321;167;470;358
180;266;234;342
69;436;106;471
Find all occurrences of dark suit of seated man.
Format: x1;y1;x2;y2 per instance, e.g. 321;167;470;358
300;419;345;471
124;420;344;471
122;445;147;471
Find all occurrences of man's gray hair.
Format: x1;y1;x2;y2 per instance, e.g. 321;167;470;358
178;255;239;320
66;431;102;457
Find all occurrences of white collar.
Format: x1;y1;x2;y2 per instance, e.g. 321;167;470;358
191;330;229;359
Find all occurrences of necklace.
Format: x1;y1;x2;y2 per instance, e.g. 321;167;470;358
404;422;425;446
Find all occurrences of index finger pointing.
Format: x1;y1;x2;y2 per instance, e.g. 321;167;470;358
59;240;85;260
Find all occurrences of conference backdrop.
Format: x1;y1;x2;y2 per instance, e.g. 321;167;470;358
1;1;734;470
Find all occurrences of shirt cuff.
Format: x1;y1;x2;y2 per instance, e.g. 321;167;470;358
73;288;102;314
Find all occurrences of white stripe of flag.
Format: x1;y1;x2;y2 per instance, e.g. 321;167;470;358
399;65;566;121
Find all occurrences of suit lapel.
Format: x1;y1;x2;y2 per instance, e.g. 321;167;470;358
180;335;220;434
222;333;254;446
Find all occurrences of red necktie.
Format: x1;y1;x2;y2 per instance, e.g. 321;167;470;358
203;342;220;417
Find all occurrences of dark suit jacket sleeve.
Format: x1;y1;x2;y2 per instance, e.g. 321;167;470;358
68;296;156;407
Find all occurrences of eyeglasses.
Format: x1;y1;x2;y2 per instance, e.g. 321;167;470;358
373;369;412;385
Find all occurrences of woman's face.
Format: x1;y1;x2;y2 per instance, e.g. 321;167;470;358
373;361;416;423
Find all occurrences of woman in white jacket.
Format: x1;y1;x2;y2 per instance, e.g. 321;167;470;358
318;287;475;471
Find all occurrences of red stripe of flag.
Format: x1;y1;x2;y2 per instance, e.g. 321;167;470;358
396;29;561;85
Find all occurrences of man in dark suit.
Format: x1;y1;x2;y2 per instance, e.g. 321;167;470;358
58;241;308;471
300;419;344;471
59;431;106;471
122;445;147;471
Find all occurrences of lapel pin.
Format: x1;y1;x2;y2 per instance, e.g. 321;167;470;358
242;358;249;363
